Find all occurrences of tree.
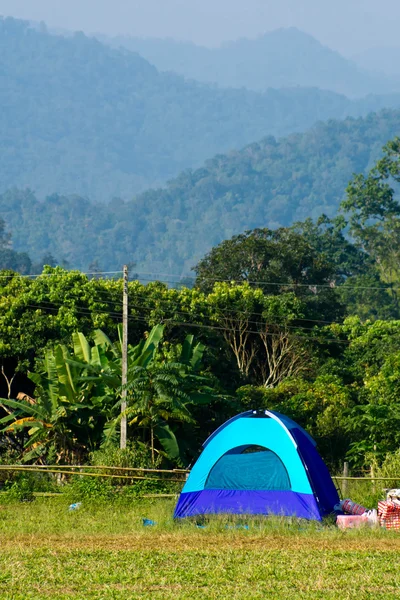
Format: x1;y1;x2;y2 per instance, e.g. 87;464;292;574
0;266;144;373
293;216;372;280
237;374;353;469
31;252;58;273
342;137;400;297
206;282;312;387
0;218;32;274
193;227;345;322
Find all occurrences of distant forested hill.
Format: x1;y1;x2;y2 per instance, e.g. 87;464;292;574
1;18;400;202
104;28;395;98
2;109;400;274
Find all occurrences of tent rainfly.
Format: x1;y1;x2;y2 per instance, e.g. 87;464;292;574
174;410;339;521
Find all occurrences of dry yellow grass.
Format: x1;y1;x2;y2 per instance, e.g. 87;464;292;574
3;531;400;552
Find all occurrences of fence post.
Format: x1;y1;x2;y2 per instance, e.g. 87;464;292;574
371;462;376;494
342;462;349;497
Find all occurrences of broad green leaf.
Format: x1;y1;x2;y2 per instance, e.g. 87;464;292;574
55;345;76;400
180;335;194;363
154;422;180;460
73;332;91;363
94;329;113;349
0;399;42;418
191;342;205;369
143;324;164;353
91;345;102;369
44;349;59;409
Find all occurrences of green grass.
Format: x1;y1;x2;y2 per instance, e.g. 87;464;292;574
1;498;400;599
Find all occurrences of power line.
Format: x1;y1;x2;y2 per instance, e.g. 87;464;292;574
133;271;398;292
21;301;352;345
2;278;343;326
23;303;124;321
0;270;123;280
0;276;392;330
124;300;334;333
1;270;395;330
60;286;346;327
0;267;397;292
159;318;351;345
39;278;366;327
20;297;341;334
106;292;344;326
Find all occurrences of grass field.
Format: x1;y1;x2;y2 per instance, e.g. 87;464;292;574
1;498;400;599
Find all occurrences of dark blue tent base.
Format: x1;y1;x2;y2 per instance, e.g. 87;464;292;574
175;489;322;521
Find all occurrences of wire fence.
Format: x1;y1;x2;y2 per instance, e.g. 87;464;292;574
333;475;400;505
0;464;188;481
1;465;400;504
0;464;189;497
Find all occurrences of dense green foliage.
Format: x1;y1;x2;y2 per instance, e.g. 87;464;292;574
0;233;399;472
106;27;395;97
3;18;396;202
3;110;400;272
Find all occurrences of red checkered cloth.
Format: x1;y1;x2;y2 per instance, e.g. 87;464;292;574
378;500;400;530
341;499;367;515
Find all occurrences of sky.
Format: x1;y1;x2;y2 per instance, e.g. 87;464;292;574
0;0;398;56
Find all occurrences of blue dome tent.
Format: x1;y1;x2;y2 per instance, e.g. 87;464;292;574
174;410;339;521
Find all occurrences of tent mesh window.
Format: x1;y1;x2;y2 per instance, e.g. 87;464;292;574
205;445;291;491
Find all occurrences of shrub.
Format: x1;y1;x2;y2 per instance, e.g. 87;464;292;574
63;476;114;503
119;479;182;499
4;474;35;502
376;450;400;483
0;449;20;488
90;441;162;470
2;470;59;500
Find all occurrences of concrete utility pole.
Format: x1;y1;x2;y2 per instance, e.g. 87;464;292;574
120;265;128;449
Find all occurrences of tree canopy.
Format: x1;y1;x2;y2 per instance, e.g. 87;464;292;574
3;111;400;273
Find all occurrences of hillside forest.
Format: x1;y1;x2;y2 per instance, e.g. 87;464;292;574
2;142;400;476
1;109;400;274
2;17;400;204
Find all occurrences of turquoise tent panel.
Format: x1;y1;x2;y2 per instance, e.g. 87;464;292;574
184;416;312;495
205;448;291;491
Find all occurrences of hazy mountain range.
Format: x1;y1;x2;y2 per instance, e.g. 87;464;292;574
1;17;400;203
1;17;400;274
102;27;398;98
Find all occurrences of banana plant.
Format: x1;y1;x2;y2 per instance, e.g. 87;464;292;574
0;332;120;463
94;323;164;369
